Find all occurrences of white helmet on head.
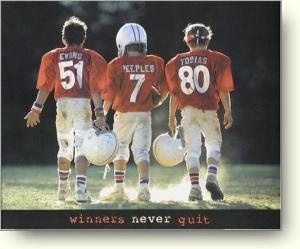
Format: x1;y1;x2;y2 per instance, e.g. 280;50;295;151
152;127;186;167
82;128;119;166
116;23;147;56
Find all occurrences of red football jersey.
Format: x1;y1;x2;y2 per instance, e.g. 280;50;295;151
36;47;107;100
166;49;234;110
105;55;166;112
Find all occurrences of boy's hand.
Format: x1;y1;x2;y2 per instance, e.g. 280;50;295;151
93;116;109;131
223;111;233;129
24;110;40;128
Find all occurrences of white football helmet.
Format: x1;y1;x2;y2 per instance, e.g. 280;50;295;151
152;127;186;167
116;23;147;56
82;128;119;166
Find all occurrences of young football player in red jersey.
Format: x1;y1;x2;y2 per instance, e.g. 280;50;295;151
24;17;109;202
166;23;234;201
102;23;168;201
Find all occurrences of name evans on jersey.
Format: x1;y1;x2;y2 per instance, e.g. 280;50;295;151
59;51;83;61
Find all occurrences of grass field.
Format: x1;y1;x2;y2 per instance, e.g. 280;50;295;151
1;164;280;210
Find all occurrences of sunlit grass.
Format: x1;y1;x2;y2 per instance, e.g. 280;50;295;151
1;164;280;210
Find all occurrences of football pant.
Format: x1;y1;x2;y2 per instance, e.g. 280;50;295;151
56;98;92;161
113;111;151;164
181;106;222;169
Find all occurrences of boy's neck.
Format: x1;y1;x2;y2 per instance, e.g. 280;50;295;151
190;46;207;52
127;51;144;56
66;44;83;48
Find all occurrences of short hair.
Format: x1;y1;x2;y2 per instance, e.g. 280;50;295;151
183;23;213;48
62;16;87;45
125;43;146;55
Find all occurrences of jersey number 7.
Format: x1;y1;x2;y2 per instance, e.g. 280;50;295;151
130;74;145;102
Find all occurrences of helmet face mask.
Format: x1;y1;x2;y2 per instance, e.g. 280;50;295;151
116;23;147;56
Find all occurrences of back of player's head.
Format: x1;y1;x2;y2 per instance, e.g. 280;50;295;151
62;16;87;46
125;43;146;56
116;23;147;56
183;23;213;48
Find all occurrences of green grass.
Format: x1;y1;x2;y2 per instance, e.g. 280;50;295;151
1;164;280;210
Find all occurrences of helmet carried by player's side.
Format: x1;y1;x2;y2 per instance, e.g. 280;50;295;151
116;23;147;56
82;127;119;166
152;127;186;167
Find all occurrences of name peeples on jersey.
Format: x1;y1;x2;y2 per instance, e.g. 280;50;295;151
122;64;155;73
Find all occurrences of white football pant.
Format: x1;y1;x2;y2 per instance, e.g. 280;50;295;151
181;106;222;169
56;97;92;161
113;111;151;164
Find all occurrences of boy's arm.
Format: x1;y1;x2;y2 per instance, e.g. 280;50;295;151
168;94;178;136
24;89;50;128
91;92;109;131
219;90;233;129
159;90;169;105
103;100;112;116
101;61;117;116
153;61;169;108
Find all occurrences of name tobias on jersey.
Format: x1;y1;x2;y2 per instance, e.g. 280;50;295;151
122;64;155;73
59;51;83;61
180;56;208;66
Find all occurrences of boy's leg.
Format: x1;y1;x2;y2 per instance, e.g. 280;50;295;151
184;126;203;201
74;155;91;202
102;159;128;201
136;160;150;201
101;112;134;201
131;113;151;201
73;98;92;202
57;157;72;201
181;107;203;201
56;99;73;201
201;110;224;200
114;160;126;189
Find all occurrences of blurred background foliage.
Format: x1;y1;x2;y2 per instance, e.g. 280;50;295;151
1;1;280;165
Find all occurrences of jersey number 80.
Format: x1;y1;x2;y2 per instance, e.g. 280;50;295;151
179;65;210;95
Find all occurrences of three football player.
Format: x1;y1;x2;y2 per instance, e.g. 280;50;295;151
166;23;234;201
24;17;109;202
26;20;234;203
